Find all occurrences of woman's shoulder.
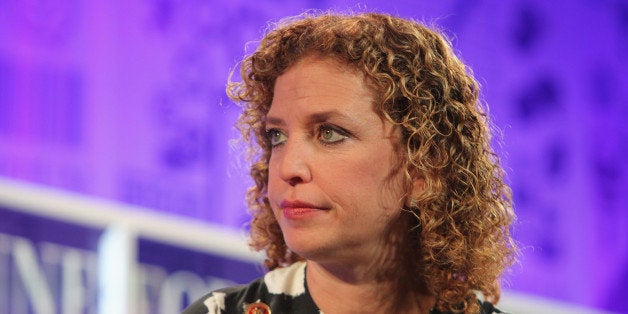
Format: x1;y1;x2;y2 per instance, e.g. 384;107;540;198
181;280;264;314
478;300;505;314
430;300;505;314
182;261;319;314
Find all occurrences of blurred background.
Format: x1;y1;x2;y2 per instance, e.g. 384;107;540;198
0;0;626;313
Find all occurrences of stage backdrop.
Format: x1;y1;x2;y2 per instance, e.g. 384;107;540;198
0;0;626;313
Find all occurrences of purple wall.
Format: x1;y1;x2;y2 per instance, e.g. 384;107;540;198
1;1;626;312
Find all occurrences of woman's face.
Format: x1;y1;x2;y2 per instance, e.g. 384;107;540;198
266;56;408;265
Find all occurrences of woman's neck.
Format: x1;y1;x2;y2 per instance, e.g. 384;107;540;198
306;260;434;314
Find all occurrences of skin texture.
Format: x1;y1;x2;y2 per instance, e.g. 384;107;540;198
266;56;429;313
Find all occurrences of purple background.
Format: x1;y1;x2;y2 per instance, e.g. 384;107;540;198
1;0;626;312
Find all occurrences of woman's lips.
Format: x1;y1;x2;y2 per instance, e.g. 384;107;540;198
280;200;328;220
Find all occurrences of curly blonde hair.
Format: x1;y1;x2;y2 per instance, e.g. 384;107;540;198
228;12;516;314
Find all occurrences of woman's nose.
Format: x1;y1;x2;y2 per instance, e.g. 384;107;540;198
275;139;312;186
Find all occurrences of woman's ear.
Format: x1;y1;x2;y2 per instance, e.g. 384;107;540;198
411;178;425;198
405;177;425;207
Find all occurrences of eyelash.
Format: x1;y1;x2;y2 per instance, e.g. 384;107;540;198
317;124;350;145
265;128;286;147
264;124;351;148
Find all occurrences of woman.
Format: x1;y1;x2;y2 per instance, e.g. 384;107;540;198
185;12;516;314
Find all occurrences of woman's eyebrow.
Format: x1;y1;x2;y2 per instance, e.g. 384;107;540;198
308;110;349;123
265;116;285;127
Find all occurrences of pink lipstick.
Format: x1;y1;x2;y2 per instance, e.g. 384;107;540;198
280;200;328;220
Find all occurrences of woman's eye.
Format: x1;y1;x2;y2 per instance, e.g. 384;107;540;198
318;125;349;144
266;129;287;146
